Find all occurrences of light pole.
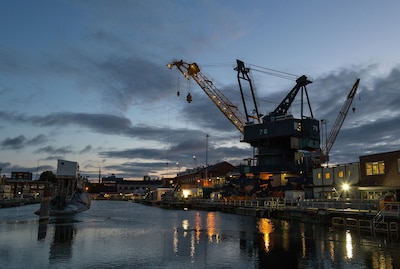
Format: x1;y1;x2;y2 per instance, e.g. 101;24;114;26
193;156;197;168
320;119;328;199
205;134;209;181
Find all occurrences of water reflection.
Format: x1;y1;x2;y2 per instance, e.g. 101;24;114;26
257;218;273;252
49;218;76;262
345;230;353;260
174;212;222;258
7;202;396;268
37;220;48;240
256;219;299;268
36;217;77;263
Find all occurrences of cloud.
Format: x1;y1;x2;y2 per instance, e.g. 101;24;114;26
1;135;26;150
0;134;47;150
79;145;92;154
34;145;73;155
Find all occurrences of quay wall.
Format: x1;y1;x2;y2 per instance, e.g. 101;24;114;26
136;198;400;227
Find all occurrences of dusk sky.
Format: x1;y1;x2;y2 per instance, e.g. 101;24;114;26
1;1;400;180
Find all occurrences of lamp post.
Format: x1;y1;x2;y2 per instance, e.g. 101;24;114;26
320;119;327;199
205;134;209;181
193;156;197;168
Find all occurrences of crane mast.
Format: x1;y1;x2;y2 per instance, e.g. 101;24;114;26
322;78;360;160
235;59;262;123
267;75;313;120
167;60;246;134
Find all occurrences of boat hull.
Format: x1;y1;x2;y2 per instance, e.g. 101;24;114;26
35;191;91;216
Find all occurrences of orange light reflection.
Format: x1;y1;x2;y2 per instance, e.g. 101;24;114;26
257;218;273;252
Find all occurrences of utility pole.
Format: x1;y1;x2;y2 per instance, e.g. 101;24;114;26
205;134;209;181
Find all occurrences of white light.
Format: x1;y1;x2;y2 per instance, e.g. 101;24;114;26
342;183;350;191
182;189;191;198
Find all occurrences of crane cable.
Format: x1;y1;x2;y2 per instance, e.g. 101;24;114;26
249;64;300;81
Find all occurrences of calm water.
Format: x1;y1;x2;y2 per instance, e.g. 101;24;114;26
0;200;399;269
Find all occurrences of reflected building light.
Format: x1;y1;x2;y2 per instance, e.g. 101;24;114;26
345;230;353;260
257;218;273;252
182;219;189;238
371;252;380;268
319;238;326;261
328;232;335;262
282;220;290;251
300;223;306;258
207;212;216;243
190;232;196;258
195;212;201;243
173;228;178;254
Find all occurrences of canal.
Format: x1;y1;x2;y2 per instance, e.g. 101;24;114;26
0;200;399;268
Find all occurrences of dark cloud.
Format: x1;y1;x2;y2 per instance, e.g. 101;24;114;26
27;134;47;146
34;145;73;155
102;161;172;180
98;133;252;179
98;57;172;111
1;135;26;149
0;134;47;150
0;111;165;140
79;145;92;154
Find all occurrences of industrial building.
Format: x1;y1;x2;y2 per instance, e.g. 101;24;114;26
313;150;400;202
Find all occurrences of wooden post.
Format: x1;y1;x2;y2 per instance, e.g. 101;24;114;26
39;196;50;221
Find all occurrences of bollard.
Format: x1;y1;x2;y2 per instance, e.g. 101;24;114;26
39;197;50;221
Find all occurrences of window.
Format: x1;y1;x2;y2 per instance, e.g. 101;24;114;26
317;172;321;179
325;172;331;179
366;161;385;175
338;171;344;178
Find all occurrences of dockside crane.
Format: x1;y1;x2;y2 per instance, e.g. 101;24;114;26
235;59;262;124
321;78;360;163
167;60;246;134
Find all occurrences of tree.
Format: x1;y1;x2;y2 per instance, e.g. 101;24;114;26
39;171;57;184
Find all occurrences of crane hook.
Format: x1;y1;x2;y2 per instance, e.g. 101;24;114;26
186;93;192;103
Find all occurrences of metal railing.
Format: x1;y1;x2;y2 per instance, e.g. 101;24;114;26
171;197;400;218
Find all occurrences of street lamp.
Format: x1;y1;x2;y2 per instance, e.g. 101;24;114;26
205;134;209;181
193;156;197;168
342;183;350;191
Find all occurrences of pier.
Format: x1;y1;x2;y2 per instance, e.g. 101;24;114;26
137;197;400;237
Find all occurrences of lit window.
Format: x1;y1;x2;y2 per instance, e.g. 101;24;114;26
366;161;385;175
317;173;321;179
325;172;331;179
338;171;344;178
378;162;385;174
366;162;372;175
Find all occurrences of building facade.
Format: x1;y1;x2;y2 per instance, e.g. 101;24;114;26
11;172;33;181
358;150;400;200
174;161;239;190
313;163;360;199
